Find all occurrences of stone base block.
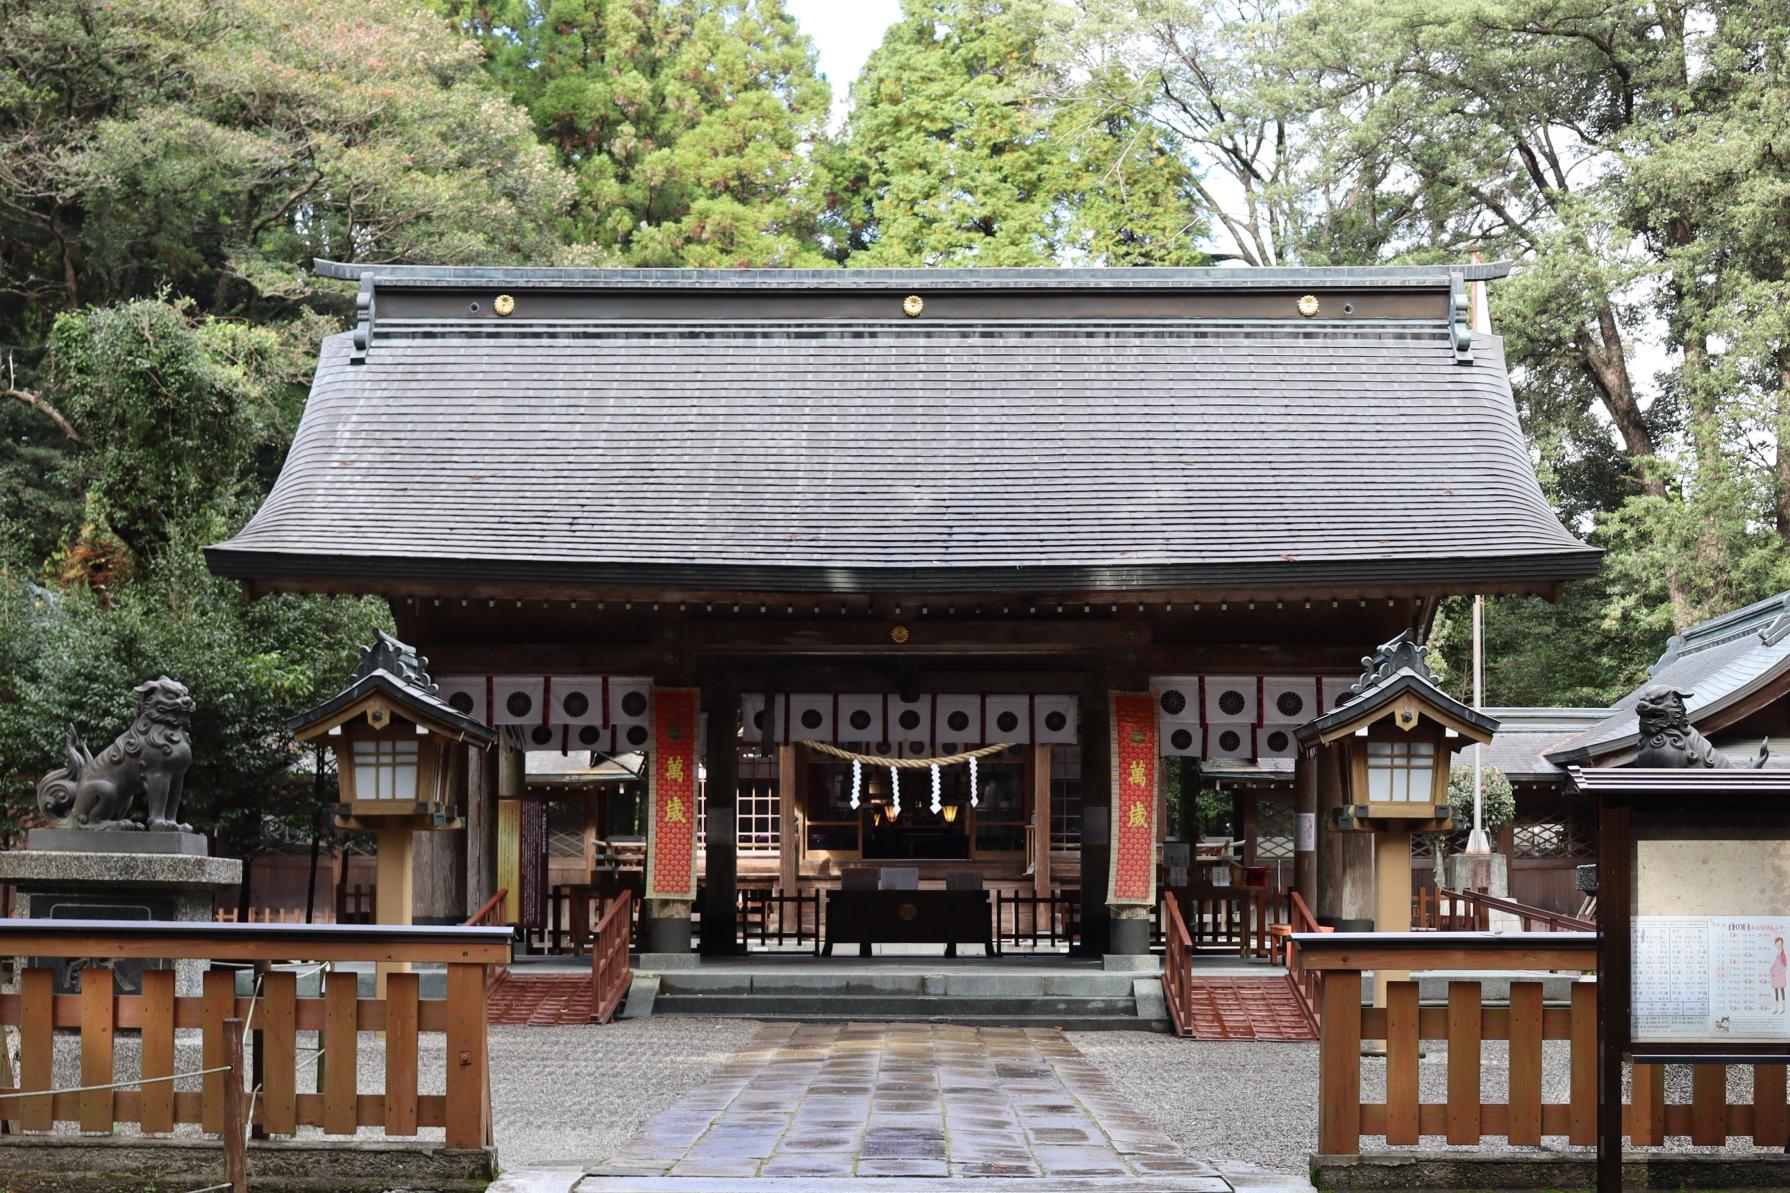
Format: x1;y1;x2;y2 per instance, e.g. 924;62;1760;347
1312;1150;1790;1191
0;1136;494;1193
1101;953;1160;972
638;951;699;971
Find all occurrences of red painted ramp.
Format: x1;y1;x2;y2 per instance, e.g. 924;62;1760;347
485;971;594;1026
1179;975;1317;1041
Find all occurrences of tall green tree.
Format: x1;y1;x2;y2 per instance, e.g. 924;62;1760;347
442;0;833;266
834;0;1207;266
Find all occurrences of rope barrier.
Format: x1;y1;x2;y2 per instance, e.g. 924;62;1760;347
799;740;1016;768
0;1064;232;1100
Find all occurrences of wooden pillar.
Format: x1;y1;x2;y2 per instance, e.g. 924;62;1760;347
1077;686;1111;956
1371;828;1414;1016
1031;745;1052;896
1294;749;1319;904
777;745;799;891
1317;742;1374;930
374;824;415;995
495;737;524;925
413;741;465;923
464;742;499;918
700;680;740;955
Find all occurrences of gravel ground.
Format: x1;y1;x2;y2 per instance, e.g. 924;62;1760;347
1068;1033;1320;1175
487;1017;760;1169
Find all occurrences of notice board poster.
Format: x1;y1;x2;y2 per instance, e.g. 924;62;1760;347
1632;835;1790;1045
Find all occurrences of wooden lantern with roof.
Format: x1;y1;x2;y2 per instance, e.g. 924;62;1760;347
1295;631;1500;1004
290;631;496;987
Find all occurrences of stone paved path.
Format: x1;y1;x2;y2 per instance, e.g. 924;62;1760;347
580;1023;1231;1189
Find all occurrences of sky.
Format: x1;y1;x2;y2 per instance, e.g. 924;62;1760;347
785;0;904;127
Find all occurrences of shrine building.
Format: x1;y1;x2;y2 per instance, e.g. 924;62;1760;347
205;260;1599;956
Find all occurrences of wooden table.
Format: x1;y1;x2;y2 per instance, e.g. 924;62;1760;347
823;889;993;957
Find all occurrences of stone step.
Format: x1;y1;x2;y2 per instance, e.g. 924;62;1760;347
654;971;1140;999
653;1007;1169;1032
654;992;1140;1016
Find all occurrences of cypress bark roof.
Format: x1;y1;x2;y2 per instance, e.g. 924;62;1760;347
205;261;1598;595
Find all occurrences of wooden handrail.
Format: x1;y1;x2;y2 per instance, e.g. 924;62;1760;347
1159;894;1195;1037
1283;890;1324;1030
1452;887;1596;933
0;918;512;965
1293;930;1596;973
465;888;509;928
591;889;632;1024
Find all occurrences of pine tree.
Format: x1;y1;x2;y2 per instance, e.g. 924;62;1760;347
444;0;834;266
834;0;1206;266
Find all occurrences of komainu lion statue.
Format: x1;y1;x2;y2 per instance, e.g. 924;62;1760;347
35;677;196;831
1632;685;1768;769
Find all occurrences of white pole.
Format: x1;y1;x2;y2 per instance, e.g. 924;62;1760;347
1467;594;1492;854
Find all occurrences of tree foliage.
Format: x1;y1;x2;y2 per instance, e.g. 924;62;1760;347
442;0;833;266
833;0;1208;266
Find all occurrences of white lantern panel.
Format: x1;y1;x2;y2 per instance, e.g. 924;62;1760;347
1033;695;1078;744
837;694;884;743
934;695;981;744
983;696;1031;744
1151;677;1201;725
887;696;932;745
436;677;488;727
1161;723;1202;757
553;676;606;725
609;678;653;751
1203;678;1257;727
492;676;546;726
1258;726;1299;759
1206;723;1255;761
352;739;419;800
788;694;834;741
1366;739;1436;802
1261;678;1317;726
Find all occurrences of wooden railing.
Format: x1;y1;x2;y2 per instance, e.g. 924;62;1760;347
1282;889;1326;1027
0;919;510;1149
1169;885;1277;958
466;888;509;928
1159;893;1196;1037
1293;931;1788;1157
1413;886;1596;933
591;890;632;1024
992;889;1079;954
738;887;822;953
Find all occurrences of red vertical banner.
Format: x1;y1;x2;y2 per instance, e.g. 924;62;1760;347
1107;691;1159;906
645;687;699;902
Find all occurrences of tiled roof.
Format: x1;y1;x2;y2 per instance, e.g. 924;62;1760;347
206;264;1597;594
1546;591;1790;765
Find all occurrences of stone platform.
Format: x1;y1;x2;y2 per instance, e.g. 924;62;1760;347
0;831;241;995
583;1022;1232;1188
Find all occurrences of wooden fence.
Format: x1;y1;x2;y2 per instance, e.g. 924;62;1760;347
1160;894;1196;1037
592;890;632;1024
0;919;510;1149
737;887;822;953
1295;932;1790;1154
1412;887;1596;934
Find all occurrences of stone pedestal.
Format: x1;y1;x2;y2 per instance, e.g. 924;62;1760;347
0;832;241;996
1443;851;1516;931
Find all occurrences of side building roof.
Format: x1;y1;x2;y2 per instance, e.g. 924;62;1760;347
206;260;1597;597
1546;591;1790;766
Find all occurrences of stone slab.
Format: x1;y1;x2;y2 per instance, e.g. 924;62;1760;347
0;848;241;888
1101;953;1161;973
0;1136;493;1192
637;951;699;971
1312;1150;1790;1191
26;827;209;855
621;973;662;1018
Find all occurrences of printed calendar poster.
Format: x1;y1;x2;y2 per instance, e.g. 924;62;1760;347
1633;916;1790;1042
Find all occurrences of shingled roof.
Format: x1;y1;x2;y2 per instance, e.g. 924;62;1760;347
205;261;1598;595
